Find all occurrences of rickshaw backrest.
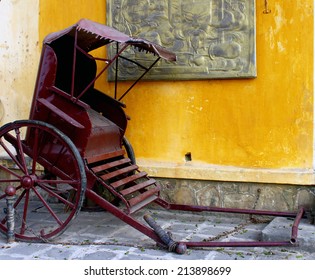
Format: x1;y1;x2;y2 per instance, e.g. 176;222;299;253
50;35;97;98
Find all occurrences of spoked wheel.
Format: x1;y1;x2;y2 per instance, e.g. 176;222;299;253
0;120;86;241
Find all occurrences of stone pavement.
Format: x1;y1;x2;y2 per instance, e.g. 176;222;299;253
0;207;315;260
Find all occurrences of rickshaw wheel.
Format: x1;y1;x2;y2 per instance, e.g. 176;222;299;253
122;136;136;165
0;120;86;242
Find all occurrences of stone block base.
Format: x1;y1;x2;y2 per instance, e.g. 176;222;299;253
156;177;315;213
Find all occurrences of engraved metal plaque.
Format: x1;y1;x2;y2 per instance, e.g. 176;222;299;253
107;0;256;80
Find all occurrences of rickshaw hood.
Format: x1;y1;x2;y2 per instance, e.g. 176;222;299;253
43;18;176;62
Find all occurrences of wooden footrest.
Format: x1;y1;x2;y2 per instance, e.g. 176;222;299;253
86;149;125;164
128;186;160;207
120;179;156;196
100;164;138;180
128;195;159;214
111;171;147;189
91;158;130;173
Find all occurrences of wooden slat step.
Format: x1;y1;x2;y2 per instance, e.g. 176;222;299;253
128;195;158;214
91;158;131;173
120;179;156;196
100;164;138;180
128;186;160;207
111;171;147;189
86;149;125;164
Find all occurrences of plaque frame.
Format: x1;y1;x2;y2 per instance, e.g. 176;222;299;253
106;0;256;81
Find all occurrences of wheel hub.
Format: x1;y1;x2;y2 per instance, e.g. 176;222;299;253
21;175;36;189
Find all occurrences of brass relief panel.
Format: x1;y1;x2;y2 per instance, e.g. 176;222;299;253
107;0;256;80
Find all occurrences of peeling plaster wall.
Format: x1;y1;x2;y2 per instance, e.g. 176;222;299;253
0;0;40;126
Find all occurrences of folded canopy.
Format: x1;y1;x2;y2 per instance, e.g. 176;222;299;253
44;18;176;62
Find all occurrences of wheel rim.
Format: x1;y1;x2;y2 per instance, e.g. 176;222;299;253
122;136;136;165
0;120;86;241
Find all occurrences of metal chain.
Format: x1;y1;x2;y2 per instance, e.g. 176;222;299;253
203;222;248;242
14;208;50;243
249;188;271;224
10;187;271;248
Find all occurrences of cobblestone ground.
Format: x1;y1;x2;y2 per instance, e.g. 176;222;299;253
1;208;314;260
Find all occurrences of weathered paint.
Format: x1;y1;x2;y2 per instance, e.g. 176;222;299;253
0;0;40;125
122;1;314;183
2;0;314;184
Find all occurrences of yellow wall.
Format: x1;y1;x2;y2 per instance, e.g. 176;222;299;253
124;1;314;166
0;0;39;126
38;1;313;184
39;0;106;37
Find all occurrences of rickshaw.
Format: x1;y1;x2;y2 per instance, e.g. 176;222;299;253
0;19;306;253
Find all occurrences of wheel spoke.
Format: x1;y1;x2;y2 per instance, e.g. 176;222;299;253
38;179;78;185
0;165;21;179
12;187;26;208
0;216;7;225
14;128;29;175
37;182;75;210
0;179;20;183
31;128;40;174
20;190;30;235
0;138;25;174
32;187;63;226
